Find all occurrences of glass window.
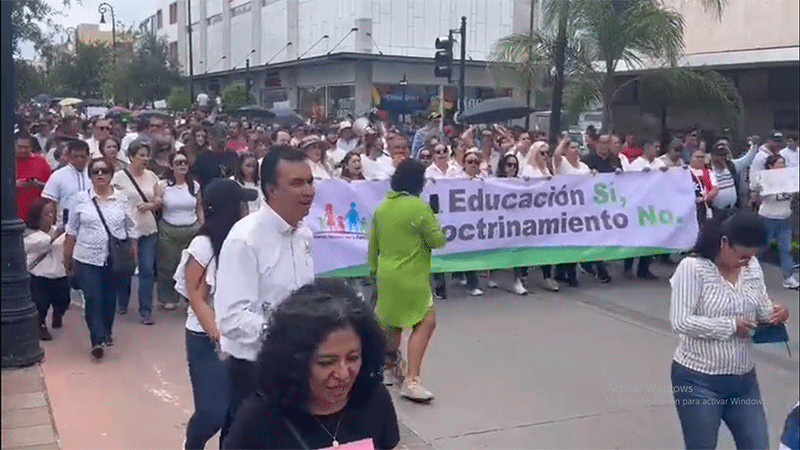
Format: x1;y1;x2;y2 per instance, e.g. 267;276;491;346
299;86;327;119
328;85;355;120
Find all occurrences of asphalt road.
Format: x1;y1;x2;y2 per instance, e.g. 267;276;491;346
39;259;798;449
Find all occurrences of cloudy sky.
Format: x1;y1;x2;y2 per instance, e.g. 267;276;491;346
20;0;161;59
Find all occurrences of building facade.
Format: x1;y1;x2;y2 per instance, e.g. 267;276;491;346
142;0;534;119
613;0;799;138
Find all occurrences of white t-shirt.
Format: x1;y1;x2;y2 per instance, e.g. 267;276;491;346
230;177;264;215
779;147;799;168
24;229;66;279
627;157;665;172
112;169;160;236
425;162;463;179
362;155;394;180
173;235;217;333
159;180;200;226
553;156;591;175
521;164;550;178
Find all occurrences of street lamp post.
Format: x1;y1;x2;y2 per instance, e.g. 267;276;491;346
399;74;408;124
98;2;116;64
1;0;44;368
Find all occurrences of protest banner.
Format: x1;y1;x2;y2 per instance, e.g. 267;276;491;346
751;167;800;196
309;168;698;276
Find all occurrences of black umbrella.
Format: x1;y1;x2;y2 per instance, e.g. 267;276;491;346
458;97;532;124
234;105;276;119
267;108;306;127
33;93;52;105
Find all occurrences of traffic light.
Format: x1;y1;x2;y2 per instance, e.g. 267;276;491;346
434;35;453;82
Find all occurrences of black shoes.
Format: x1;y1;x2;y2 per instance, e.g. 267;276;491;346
39;324;52;341
433;285;447;299
103;335;114;347
52;314;63;329
91;344;104;359
637;272;659;280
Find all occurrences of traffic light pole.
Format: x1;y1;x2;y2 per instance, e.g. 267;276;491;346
458;16;466;120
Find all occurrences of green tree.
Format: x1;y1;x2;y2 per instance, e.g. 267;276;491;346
14;59;47;103
10;0;71;57
125;30;182;106
47;41;111;98
221;84;255;113
493;0;735;134
167;88;192;112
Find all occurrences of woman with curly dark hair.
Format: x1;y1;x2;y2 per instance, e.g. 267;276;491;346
224;279;399;449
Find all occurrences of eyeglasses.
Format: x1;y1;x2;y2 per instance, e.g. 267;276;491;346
91;168;112;175
434;149;448;155
95;126;111;131
505;163;518;168
173;160;189;166
465;159;480;165
243;163;257;168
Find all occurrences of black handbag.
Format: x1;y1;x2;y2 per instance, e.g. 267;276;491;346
91;197;136;275
752;323;791;356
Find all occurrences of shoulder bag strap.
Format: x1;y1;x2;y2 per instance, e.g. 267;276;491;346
123;168;158;221
92;195;128;240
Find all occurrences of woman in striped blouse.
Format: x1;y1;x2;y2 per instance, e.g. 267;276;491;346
669;210;789;449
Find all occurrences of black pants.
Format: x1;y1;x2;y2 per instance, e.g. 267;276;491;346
30;275;70;325
623;257;652;276
555;264;577;283
220;357;257;444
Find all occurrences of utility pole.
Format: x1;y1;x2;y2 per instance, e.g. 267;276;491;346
525;0;535;130
187;0;194;100
458;16;466;120
1;0;44;368
245;58;252;99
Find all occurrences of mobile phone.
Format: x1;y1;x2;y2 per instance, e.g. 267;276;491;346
429;194;440;214
62;209;69;226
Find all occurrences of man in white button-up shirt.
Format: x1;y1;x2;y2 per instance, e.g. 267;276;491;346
214;145;316;439
41;140;91;228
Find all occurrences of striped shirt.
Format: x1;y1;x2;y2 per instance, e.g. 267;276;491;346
669;256;775;375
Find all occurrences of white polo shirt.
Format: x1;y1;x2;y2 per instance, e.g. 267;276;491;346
214;203;315;361
41;164;91;221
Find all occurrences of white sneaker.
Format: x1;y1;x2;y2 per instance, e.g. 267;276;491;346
783;276;800;290
467;288;484;296
512;278;528;295
486;279;498;288
456;276;467;286
400;376;434;402
542;278;560;292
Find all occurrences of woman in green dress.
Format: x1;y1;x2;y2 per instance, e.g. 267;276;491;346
368;159;446;403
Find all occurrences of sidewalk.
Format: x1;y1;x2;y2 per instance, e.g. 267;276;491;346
1;364;59;450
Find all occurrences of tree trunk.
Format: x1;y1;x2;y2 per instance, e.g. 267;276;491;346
548;0;569;142
601;74;616;134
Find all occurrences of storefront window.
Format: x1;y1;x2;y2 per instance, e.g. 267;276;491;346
328;85;355;120
299;86;326;119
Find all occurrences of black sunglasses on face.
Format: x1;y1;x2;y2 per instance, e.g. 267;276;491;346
91;168;112;175
173;160;189;166
465;159;480;164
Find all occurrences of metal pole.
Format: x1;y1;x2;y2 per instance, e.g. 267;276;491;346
525;0;535;130
401;74;407;125
1;0;44;368
459;16;466;119
187;0;195;100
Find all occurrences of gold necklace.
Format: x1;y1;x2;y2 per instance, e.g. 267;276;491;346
316;411;344;448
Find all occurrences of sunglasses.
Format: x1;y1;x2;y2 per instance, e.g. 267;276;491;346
173;160;189;166
419;153;432;159
243;163;257;168
96;126;111;131
91;168;112;175
465;159;480;165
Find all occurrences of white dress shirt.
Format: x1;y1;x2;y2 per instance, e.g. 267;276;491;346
554;156;591;175
780;146;799;168
425;162;463;179
214;203;315;361
66;188;137;267
41;164;91;222
24;229;67;279
362;155;395;180
627;156;665;172
669;257;775;375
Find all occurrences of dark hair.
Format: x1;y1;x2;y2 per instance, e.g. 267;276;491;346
496;153;520;178
166;150;197;197
256;279;386;412
340;151;365;180
198;184;245;269
390;158;426;196
97;137;121;158
87;157;111;174
14;131;35;147
65;139;90;154
785;131;799;141
24;198;53;230
234;152;260;184
765;154;784;170
692;210;767;261
259;145;307;200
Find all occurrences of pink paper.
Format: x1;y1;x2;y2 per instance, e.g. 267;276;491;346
321;438;375;450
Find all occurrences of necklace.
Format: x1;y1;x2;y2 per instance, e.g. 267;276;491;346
316;411;344;448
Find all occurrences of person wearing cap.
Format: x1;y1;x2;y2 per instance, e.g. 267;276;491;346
300;135;332;180
750;131;785;176
111;138;163;324
192;122;238;188
335;120;358;157
174;178;256;449
709;139;758;213
214;146;315;440
411;112;442;159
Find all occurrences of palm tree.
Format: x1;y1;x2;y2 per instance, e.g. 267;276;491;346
493;0;739;134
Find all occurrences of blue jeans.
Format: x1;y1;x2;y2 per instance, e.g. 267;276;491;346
185;329;229;450
671;361;769;449
117;233;158;318
76;261;121;347
763;217;795;279
220;357;257;444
